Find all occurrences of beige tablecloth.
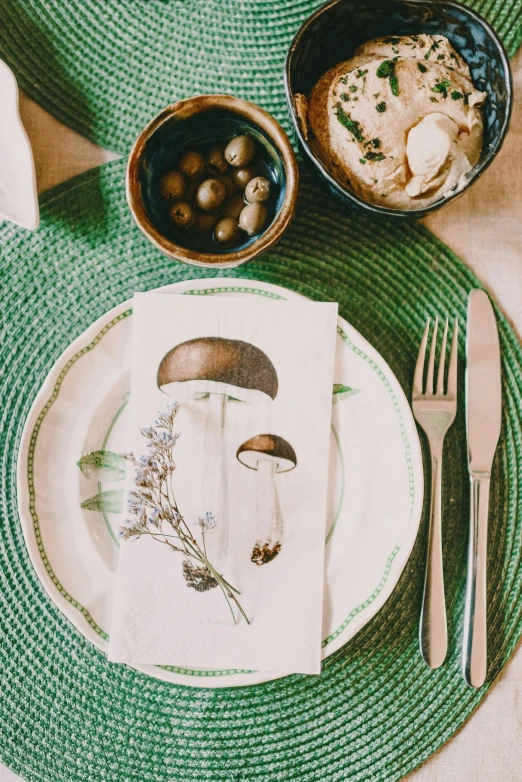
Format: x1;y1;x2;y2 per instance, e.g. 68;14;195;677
2;51;521;782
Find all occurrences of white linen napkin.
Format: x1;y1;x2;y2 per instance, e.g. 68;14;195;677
108;292;338;674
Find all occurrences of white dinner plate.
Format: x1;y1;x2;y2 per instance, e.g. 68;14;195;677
17;278;423;687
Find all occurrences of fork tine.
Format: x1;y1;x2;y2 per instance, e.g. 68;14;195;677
436;318;449;395
414;319;430;394
447;317;459;394
426;317;439;395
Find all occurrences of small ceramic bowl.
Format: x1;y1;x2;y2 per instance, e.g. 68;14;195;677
127;95;299;267
285;0;513;219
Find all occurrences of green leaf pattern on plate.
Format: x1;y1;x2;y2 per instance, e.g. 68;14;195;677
77;450;127;481
332;383;360;404
81;488;125;513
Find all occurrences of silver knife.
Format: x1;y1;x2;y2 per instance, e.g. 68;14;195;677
463;289;502;687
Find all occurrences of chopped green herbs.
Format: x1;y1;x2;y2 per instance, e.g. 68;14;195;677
376;59;399;96
335;104;365;141
463;92;470;105
356;69;368;78
392;46;399;54
365;151;385;161
339;76;348;84
349;85;358;92
430;96;439;103
376;60;392;76
451;90;463;100
340;93;349;100
432;78;451;98
417;63;427;73
424;39;440;59
359;158;366;165
437;54;445;60
376;101;387;112
384;37;400;45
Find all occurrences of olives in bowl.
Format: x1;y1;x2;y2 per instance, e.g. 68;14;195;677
156;135;275;248
126;95;299;267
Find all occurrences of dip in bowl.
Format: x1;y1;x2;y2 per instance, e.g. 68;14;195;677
285;0;512;218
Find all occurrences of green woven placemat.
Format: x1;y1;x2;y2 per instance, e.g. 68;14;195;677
1;157;521;781
0;0;520;155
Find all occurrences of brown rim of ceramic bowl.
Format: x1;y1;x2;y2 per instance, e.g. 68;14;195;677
126;94;299;267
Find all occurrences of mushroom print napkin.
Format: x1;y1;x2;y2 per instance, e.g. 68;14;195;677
108;293;338;674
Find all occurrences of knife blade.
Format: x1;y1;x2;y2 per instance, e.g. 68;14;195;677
463;289;502;687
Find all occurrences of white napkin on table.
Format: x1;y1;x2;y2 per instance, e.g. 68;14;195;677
108;292;338;674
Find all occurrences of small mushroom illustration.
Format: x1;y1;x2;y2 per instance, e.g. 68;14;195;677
158;338;278;564
236;434;297;565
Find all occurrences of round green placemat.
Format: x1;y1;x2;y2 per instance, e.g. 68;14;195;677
0;0;520;155
1;157;521;782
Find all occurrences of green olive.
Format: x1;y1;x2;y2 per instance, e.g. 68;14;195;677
194;212;218;232
159;170;186;201
231;166;256;190
217;175;238;199
245;176;271;204
205;144;228;175
179;150;205;179
169;201;195;229
185;178;202;204
221;193;245;220
239;203;268;236
224;135;256;168
214;217;241;245
196;178;227;212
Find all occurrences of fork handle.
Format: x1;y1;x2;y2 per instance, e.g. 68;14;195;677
420;446;448;668
462;474;490;687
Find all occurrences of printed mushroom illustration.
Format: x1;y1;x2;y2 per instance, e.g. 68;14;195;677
157;337;278;564
236;434;297;565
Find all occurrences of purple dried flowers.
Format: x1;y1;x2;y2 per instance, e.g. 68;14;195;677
120;402;249;624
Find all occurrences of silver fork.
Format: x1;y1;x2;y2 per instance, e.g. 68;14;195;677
413;317;458;669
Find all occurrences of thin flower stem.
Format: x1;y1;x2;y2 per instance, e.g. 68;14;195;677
201;557;242;598
217;582;237;624
231;594;251;625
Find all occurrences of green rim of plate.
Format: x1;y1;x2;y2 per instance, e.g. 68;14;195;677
1;158;522;781
0;0;519;154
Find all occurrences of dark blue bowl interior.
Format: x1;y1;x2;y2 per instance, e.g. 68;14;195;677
285;0;512;217
139;110;286;253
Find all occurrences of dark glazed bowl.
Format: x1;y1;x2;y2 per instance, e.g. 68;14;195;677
284;0;513;219
127;95;299;267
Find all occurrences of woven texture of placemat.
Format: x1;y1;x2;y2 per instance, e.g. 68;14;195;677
1;157;521;782
0;0;519;155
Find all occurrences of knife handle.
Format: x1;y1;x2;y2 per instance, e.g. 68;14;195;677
419;447;447;669
462;473;490;687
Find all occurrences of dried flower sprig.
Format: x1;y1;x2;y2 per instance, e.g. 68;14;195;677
120;402;249;624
